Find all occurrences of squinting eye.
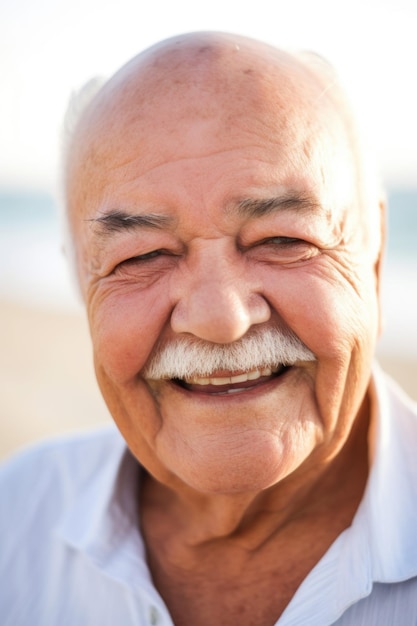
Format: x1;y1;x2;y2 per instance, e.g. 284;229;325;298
268;236;300;245
252;235;319;264
121;249;165;265
111;249;170;275
259;236;309;249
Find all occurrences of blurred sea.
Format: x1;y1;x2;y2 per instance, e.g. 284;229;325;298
0;187;416;356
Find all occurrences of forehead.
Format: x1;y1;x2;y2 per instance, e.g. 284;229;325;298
66;41;357;225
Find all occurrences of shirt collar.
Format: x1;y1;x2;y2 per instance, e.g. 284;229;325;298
57;431;156;597
360;364;417;583
280;364;417;624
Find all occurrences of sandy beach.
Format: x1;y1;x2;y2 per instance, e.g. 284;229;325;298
1;298;416;459
0;299;110;458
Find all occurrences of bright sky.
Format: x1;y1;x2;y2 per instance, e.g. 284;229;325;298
0;0;415;190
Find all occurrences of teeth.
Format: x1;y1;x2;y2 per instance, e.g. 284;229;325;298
185;367;277;386
230;373;249;384
211;377;231;386
191;377;210;385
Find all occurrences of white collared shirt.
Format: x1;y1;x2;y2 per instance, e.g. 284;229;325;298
1;367;417;625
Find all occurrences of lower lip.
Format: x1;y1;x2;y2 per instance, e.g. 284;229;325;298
170;367;291;398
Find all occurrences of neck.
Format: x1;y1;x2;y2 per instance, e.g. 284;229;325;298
139;400;371;626
140;401;370;550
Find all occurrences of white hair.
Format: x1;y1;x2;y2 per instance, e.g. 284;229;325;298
57;77;107;296
298;50;384;260
143;327;316;380
61;76;107;165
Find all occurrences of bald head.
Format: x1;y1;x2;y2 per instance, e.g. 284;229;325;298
65;32;344;165
63;32;383;282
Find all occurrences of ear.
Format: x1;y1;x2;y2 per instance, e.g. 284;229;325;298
374;193;387;338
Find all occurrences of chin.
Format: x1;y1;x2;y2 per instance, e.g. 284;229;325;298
159;432;313;496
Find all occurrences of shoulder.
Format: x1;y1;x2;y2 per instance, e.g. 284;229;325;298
0;427;136;625
337;578;417;624
379;370;417;438
373;370;417;487
0;426;125;527
1;424;124;478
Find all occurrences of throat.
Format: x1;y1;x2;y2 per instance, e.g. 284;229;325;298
140;482;352;626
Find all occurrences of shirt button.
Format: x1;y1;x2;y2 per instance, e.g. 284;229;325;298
149;605;159;625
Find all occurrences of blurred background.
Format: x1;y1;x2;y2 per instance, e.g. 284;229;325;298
1;0;416;457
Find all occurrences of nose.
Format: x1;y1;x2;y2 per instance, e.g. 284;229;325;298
170;246;271;344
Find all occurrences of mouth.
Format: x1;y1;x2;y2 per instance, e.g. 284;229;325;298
171;364;290;395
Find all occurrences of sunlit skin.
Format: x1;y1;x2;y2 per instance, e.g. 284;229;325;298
65;33;384;625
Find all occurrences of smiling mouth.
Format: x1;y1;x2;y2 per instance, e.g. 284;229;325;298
172;364;289;394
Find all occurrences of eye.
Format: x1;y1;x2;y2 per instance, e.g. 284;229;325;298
121;249;165;265
111;249;175;276
250;236;319;264
264;236;303;246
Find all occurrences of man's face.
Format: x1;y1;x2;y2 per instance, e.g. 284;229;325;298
67;57;381;495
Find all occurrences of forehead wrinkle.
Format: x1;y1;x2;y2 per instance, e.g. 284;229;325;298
87;209;176;236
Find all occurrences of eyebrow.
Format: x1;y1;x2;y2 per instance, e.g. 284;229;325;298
87;193;324;237
87;210;175;235
234;193;324;219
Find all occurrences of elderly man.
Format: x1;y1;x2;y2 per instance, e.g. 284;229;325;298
1;32;417;625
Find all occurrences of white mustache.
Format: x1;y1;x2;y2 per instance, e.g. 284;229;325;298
143;327;316;380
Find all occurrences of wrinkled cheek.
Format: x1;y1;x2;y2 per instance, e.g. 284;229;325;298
94;363;166;475
266;272;378;434
269;273;378;360
88;290;166;385
90;322;145;385
89;332;145;395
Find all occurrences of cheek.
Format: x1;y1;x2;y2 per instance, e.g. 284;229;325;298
262;264;379;436
263;264;379;358
88;285;172;384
